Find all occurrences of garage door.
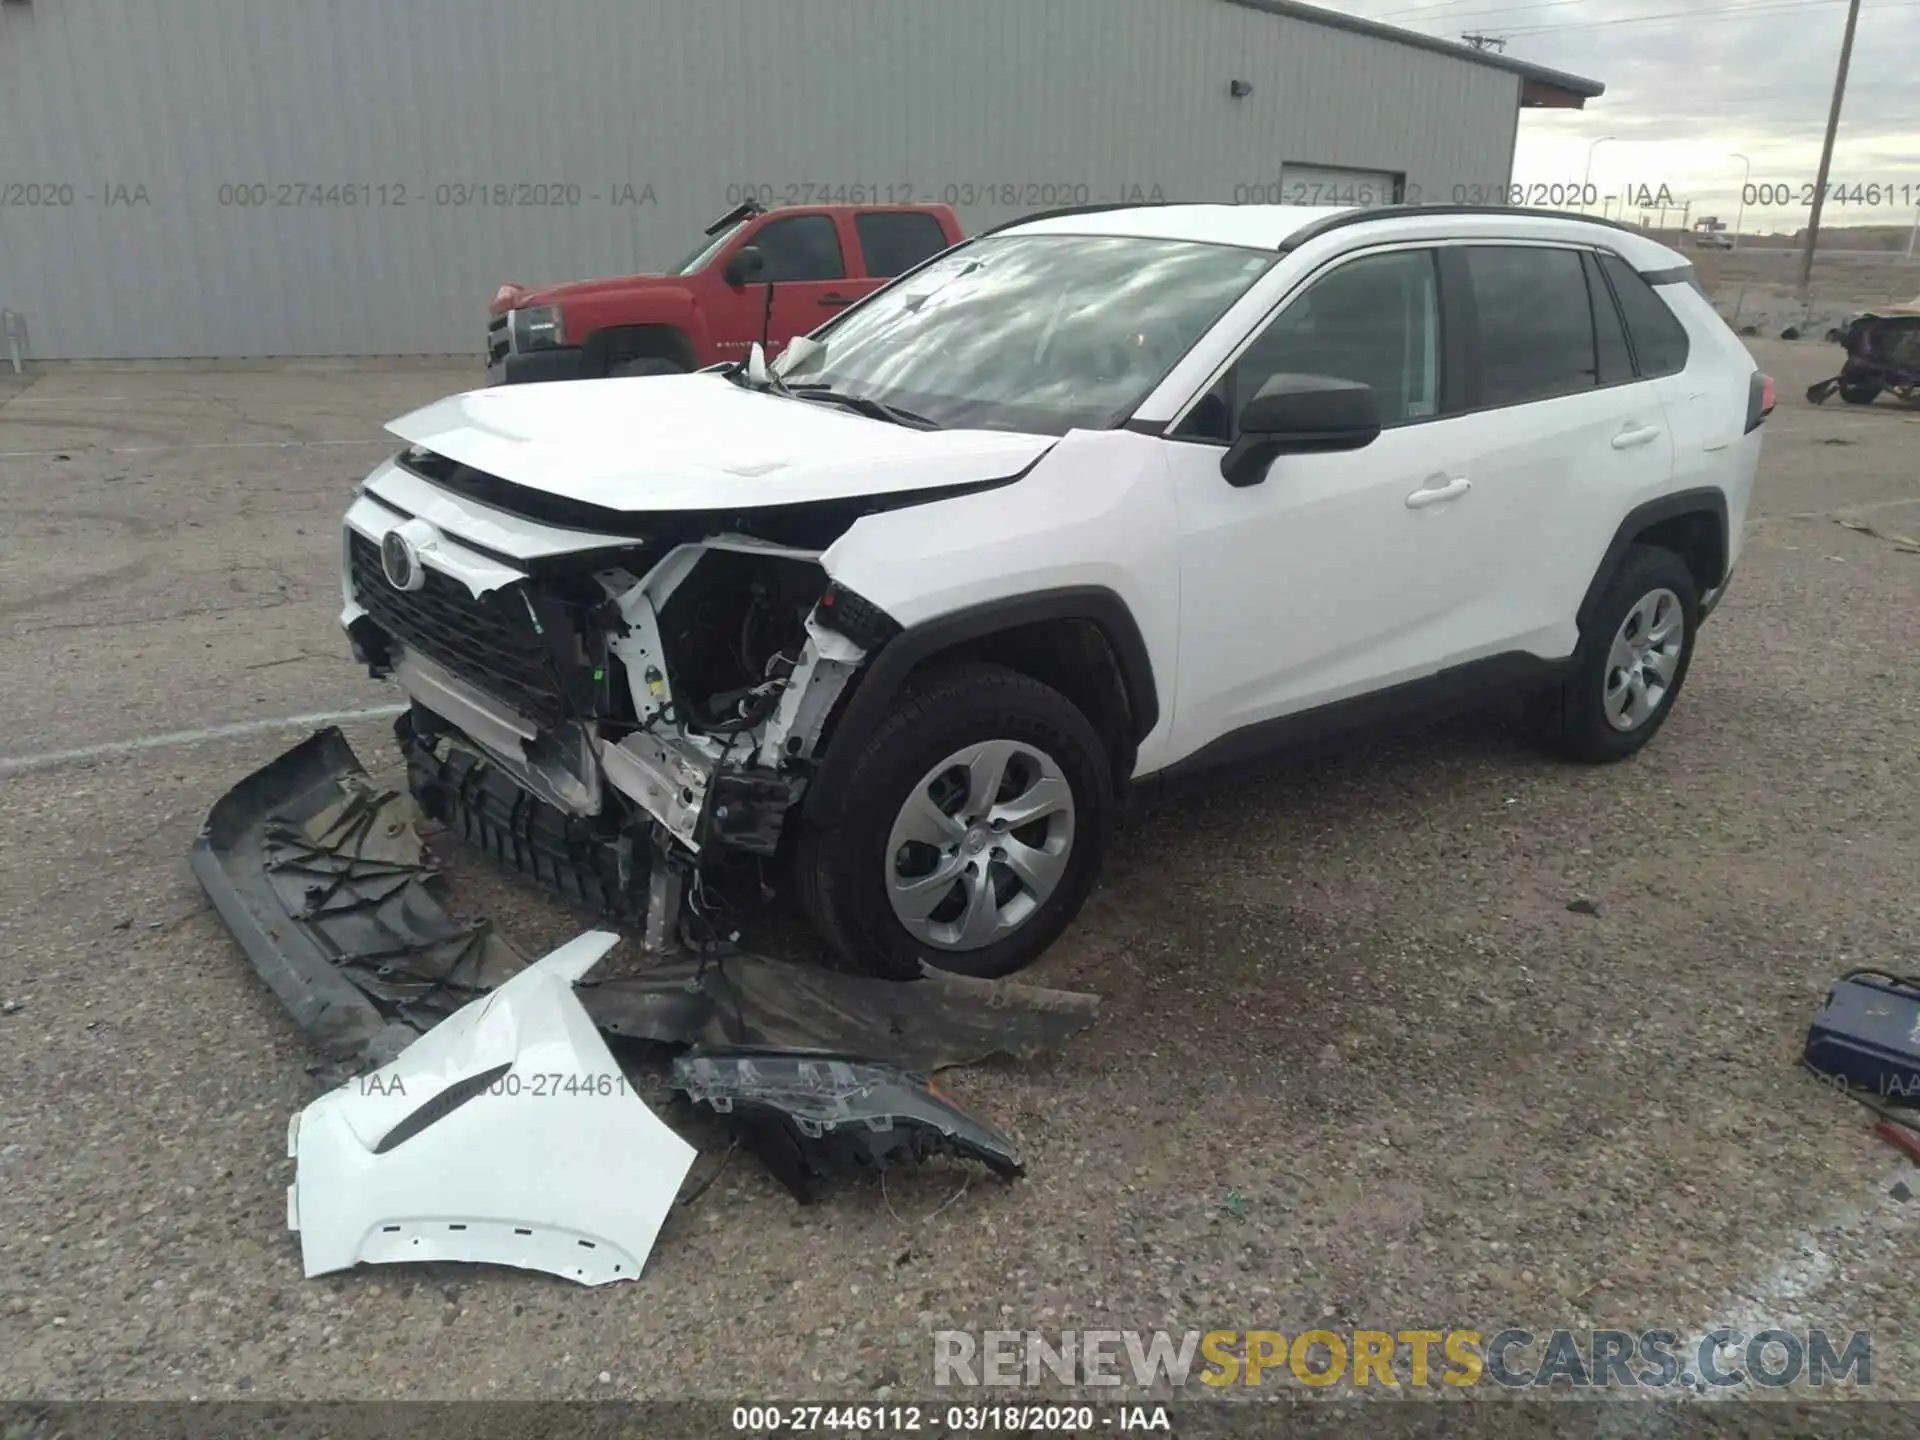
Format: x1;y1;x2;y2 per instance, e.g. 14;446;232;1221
1278;165;1406;208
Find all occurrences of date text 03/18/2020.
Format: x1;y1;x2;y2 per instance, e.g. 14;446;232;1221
730;1404;1171;1432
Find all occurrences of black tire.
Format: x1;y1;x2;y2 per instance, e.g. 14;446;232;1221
1839;381;1882;405
608;356;686;378
796;662;1113;980
1530;544;1699;764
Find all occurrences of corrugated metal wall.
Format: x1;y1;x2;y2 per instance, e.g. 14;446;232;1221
0;0;1521;359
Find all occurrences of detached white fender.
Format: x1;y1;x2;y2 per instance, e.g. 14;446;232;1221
286;931;695;1286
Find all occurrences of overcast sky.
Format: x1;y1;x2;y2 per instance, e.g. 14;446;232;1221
1325;0;1920;231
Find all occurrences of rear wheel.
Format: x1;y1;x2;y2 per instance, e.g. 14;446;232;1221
608;356;686;378
1530;545;1699;763
796;662;1112;980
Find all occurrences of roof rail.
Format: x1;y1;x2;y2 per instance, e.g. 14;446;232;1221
977;201;1192;239
1276;203;1655;252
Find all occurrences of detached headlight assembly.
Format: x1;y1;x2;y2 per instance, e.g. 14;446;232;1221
510;306;566;351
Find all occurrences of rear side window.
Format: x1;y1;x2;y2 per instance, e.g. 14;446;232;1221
1463;246;1597;406
751;215;846;282
855;212;951;278
1599;253;1691;377
1582;252;1634;386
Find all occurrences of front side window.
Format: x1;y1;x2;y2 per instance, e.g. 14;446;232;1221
670;221;744;276
1177;248;1440;441
777;234;1276;434
1464;245;1598;406
752;215;847;282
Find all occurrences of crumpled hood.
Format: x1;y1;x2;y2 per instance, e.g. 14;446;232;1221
386;373;1055;512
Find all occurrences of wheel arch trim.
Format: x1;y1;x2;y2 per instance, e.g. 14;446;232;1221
1577;488;1728;637
802;586;1159;822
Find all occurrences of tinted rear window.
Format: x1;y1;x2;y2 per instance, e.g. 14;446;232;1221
1583;252;1634;386
855;212;952;278
1463;246;1598;406
1600;253;1691;377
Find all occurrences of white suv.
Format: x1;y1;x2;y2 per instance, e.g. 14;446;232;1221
339;203;1771;979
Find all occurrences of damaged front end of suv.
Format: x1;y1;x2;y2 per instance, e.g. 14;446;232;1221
337;362;1071;969
346;447;907;956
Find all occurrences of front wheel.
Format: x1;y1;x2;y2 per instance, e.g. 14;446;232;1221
1530;544;1699;763
796;662;1113;980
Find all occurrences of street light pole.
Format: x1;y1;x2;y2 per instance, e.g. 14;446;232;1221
1583;136;1616;213
1731;153;1751;250
1797;0;1864;305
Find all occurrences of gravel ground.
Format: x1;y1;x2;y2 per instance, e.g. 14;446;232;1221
1;342;1917;1417
1690;250;1920;337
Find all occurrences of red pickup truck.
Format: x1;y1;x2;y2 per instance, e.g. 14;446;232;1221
486;200;964;384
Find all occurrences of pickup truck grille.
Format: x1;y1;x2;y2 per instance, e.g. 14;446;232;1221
487;313;510;366
348;531;572;728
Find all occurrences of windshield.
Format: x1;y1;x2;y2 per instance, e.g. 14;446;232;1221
777;234;1275;434
669;221;746;276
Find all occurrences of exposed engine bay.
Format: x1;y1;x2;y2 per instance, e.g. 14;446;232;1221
341;451;899;950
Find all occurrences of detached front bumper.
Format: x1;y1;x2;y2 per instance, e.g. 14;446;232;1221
192;727;1100;1075
485;346;588;386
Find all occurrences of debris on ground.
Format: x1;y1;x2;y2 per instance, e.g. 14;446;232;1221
195;727;1100;1074
192;728;523;1066
672;1051;1023;1204
582;952;1098;1073
197;728;1095;1279
1566;898;1601;917
1804;969;1920;1104
288;931;694;1286
0;999;22;1015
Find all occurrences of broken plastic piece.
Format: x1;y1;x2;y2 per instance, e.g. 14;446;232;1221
672;1050;1022;1204
581;952;1097;1074
191;726;524;1066
197;729;1099;1074
288;932;695;1286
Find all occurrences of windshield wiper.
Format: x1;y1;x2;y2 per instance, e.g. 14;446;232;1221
787;383;940;430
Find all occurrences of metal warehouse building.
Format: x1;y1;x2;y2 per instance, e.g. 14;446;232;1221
0;0;1601;360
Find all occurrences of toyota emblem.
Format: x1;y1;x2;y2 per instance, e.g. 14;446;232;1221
380;530;422;591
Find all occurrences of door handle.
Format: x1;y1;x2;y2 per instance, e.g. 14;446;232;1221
1612;424;1663;450
1406;477;1471;509
820;293;857;307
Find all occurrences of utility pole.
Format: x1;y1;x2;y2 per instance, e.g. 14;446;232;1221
1797;0;1863;304
1731;153;1751;251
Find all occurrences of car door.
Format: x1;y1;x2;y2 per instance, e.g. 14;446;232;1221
850;209;955;289
1161;245;1487;762
701;212;857;360
1441;244;1677;660
750;212;859;354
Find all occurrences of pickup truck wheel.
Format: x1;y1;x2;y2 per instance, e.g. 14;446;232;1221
796;662;1112;980
608;357;685;378
1531;544;1699;763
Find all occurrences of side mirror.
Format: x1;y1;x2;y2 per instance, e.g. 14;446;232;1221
1221;374;1382;487
723;246;766;288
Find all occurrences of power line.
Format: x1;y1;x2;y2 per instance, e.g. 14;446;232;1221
1499;0;1912;37
1376;0;1589;21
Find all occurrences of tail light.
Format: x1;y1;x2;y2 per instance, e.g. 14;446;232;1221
1746;372;1775;433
